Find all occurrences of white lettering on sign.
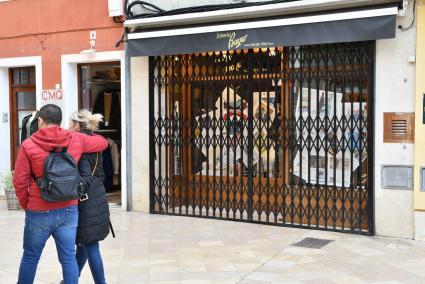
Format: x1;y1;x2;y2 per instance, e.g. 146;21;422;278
228;32;248;50
216;31;248;50
40;90;64;109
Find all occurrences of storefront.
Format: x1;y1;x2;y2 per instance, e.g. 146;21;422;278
0;56;43;181
61;51;127;209
0;0;127;209
125;1;402;235
2;0;420;239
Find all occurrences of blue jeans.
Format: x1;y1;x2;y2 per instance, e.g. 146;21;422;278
17;206;79;284
76;242;106;284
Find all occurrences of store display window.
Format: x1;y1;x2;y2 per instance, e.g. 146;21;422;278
151;42;373;233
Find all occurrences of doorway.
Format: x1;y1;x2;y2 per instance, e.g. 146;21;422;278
9;67;36;168
78;62;122;208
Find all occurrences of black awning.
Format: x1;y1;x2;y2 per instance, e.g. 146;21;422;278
127;6;397;56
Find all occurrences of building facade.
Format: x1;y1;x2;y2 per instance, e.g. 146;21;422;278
1;0;424;240
125;0;424;239
0;0;127;209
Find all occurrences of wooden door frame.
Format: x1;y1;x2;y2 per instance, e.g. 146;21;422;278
9;68;36;169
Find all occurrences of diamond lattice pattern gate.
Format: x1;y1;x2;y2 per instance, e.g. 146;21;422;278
150;42;374;234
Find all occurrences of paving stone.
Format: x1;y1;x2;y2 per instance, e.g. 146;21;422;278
1;207;425;283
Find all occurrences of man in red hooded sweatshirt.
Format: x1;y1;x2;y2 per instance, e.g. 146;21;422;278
13;104;108;284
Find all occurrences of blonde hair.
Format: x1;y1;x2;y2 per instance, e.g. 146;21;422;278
70;110;103;132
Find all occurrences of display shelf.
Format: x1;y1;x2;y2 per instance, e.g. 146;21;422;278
89;80;121;85
95;129;119;133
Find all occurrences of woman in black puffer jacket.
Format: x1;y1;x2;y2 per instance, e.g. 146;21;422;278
69;110;111;284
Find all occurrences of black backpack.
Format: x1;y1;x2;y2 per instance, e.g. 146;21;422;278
33;148;83;202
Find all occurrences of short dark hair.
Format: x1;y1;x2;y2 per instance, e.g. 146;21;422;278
38;104;62;125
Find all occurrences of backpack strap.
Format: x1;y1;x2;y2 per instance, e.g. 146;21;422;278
79;192;89;202
91;153;99;175
30;171;43;189
51;147;67;153
79;153;100;202
109;221;116;238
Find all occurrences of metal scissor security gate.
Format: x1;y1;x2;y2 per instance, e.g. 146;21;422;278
150;42;374;234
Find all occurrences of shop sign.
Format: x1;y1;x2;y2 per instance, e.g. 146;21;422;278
40;89;64;109
216;31;275;50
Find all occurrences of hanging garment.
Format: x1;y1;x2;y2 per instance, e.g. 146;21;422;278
102;146;114;192
21;111;39;143
93;91;121;130
107;138;120;186
104;92;112;127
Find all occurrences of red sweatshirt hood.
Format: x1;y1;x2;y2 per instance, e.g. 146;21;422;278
30;125;72;152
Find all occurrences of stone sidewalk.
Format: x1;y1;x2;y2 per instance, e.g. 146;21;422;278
1;203;425;284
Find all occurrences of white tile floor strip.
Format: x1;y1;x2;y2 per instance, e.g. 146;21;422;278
1;201;425;284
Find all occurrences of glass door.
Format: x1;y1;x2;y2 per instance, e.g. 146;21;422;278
10;67;36;168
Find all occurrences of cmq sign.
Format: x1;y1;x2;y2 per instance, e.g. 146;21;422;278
40;89;64;110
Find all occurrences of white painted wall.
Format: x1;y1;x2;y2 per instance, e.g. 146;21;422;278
129;56;150;212
415;211;425;241
374;12;417;238
0;56;42;196
61;51;128;211
0;68;11;196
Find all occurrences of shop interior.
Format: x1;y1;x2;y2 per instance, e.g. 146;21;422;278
152;46;370;229
79;62;122;208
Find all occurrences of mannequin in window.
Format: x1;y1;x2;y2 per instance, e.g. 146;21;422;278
93;91;121;130
21;111;39;143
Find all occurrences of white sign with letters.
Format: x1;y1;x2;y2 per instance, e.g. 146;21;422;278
40;89;64;110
